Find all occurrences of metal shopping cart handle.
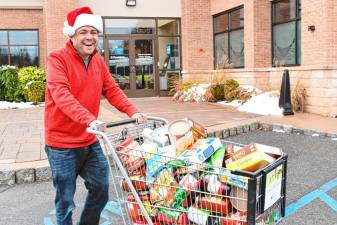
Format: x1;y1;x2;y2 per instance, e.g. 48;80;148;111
86;116;168;135
105;116;168;128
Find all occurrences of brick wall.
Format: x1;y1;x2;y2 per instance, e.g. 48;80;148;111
43;0;78;56
301;0;337;66
0;9;46;68
181;0;213;71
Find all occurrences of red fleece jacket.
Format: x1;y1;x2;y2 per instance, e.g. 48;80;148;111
45;41;138;148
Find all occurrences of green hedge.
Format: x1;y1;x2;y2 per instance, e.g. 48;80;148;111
0;66;20;101
0;66;46;102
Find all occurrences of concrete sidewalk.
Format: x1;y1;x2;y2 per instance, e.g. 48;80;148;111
0;97;336;184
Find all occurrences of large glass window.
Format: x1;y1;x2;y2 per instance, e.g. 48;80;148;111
272;0;301;66
0;30;39;67
213;7;244;69
157;19;181;91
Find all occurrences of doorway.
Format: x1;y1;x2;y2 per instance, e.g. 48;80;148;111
104;35;157;97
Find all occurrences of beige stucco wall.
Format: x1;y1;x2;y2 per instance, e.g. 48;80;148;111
79;0;180;17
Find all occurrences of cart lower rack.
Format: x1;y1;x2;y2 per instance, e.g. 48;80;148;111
87;117;287;225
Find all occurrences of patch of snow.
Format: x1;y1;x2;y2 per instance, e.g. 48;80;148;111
273;129;285;133
218;100;243;107
237;91;283;116
0;101;39;110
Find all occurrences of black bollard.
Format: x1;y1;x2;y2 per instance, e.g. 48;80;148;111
279;69;294;116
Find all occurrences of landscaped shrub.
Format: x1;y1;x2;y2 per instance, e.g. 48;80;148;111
18;66;46;101
224;79;240;101
25;81;45;104
211;83;225;101
0;66;20;101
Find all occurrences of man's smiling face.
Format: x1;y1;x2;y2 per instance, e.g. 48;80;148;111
71;26;99;59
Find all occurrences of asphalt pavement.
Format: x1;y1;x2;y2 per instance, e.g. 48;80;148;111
0;130;336;225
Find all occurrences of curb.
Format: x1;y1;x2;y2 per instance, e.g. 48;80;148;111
1;122;336;186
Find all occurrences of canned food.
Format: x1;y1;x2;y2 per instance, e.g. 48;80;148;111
229;186;248;212
168;119;194;154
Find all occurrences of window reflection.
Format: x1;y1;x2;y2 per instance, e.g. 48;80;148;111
10;46;38;67
9;31;38;45
0;30;39;67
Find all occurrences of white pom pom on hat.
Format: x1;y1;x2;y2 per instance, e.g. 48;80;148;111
62;6;103;37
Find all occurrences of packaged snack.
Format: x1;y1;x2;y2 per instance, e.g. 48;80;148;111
142;128;170;147
157;207;188;224
121;176;148;192
187;206;221;225
196;195;231;215
179;138;223;164
204;174;230;196
117;138;144;171
220;212;247;225
207;147;225;167
150;169;178;204
217;167;249;190
127;193;152;223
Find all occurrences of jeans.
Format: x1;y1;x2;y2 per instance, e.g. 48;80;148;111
45;141;109;225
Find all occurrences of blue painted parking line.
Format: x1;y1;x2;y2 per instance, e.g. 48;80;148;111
319;193;337;212
286;177;337;216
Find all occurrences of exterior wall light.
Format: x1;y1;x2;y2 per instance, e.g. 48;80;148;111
308;25;315;32
126;0;136;7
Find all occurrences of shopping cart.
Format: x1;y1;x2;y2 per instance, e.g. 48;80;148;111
87;117;287;225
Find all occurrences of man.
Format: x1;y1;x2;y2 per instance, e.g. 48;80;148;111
45;6;146;225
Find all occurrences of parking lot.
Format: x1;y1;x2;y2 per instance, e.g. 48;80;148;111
1;130;336;225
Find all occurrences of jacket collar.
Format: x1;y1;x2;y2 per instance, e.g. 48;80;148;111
65;40;98;60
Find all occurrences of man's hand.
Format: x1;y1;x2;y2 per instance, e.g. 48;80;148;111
89;120;106;131
131;113;147;124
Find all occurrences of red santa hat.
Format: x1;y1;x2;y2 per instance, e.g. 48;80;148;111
63;6;103;37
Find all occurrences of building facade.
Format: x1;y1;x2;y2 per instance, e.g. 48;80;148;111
0;0;336;116
182;0;337;117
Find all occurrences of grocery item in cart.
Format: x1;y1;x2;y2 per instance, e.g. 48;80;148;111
142;128;170;147
120;175;148;192
226;149;275;172
168;119;194;155
127;193;152;224
187;206;221;225
196;195;231;216
225;143;257;164
204;174;231;195
220;212;247;225
149;168;178;204
179;138;223;164
207;146;225;167
184;117;207;140
145;144;176;181
217;167;248;190
157;207;188;224
229;186;248;212
116;137;144;171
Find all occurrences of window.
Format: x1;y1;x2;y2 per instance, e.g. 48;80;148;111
0;30;39;67
213;7;244;69
272;0;301;66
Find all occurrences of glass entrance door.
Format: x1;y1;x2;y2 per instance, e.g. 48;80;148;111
105;36;156;97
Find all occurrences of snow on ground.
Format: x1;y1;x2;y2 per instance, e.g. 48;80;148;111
179;83;284;116
0;101;40;110
237;91;283;116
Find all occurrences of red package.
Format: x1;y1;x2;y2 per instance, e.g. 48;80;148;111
196;195;231;215
220;212;247;225
121;176;148;192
